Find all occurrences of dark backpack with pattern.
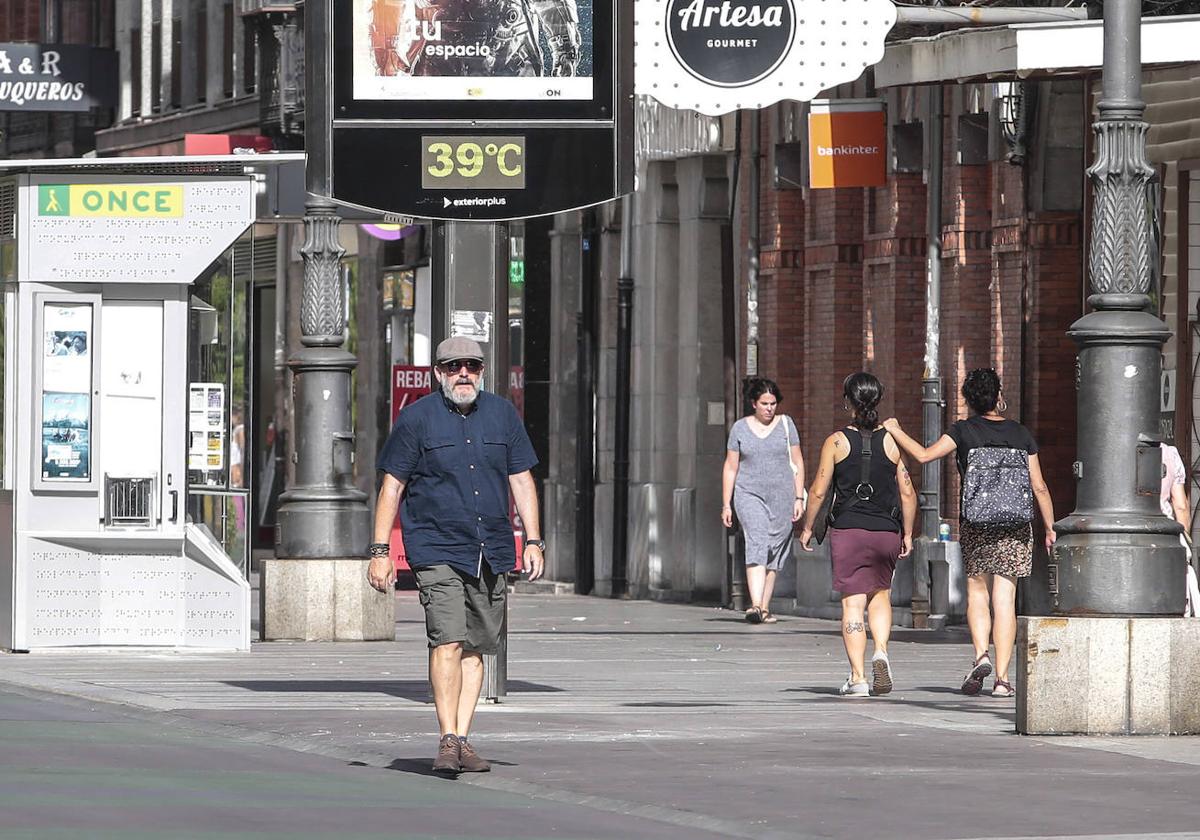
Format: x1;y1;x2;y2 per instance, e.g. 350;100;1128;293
961;446;1033;526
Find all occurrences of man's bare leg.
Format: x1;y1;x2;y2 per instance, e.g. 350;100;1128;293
429;642;464;736
456;651;485;737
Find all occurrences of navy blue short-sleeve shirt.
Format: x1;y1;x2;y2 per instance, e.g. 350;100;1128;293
377;390;538;575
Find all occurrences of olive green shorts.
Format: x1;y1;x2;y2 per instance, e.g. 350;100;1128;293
413;562;507;654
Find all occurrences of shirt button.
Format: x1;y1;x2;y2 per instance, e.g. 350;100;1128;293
466;438;471;444
478;516;482;521
474;490;480;495
469;464;475;470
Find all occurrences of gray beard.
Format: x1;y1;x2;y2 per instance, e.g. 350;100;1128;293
442;375;481;407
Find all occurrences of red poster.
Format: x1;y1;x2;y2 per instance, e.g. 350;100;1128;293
389;365;431;574
391;365;432;423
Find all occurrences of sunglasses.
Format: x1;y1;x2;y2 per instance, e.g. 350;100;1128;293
440;359;483;374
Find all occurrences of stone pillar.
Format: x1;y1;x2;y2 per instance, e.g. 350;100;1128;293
677;155;730;601
544;212;583;583
629;162;680;597
262;199;391;641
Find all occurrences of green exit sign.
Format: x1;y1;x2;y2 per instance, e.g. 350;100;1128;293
509;261;525;285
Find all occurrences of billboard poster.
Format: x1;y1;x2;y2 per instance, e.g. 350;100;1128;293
42;302;92;394
352;0;594;101
41;392;91;480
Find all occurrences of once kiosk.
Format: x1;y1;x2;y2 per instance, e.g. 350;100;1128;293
0;155;302;652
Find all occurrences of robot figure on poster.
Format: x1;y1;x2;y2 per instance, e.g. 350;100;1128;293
369;0;582;78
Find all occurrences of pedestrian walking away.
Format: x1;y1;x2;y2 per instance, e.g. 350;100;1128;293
722;378;806;624
1159;442;1199;617
368;336;545;774
800;373;916;697
884;368;1055;698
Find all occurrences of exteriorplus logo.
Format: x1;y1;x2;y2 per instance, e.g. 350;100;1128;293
666;0;795;87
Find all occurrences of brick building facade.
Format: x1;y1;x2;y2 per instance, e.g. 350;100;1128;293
740;86;1083;551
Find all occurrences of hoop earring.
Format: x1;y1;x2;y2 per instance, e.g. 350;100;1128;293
997;395;1008;413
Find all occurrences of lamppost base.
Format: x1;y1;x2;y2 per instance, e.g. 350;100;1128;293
1052;514;1187;616
260;556;394;641
1017;615;1200;735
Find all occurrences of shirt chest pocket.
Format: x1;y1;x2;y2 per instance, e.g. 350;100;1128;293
421;437;459;471
482;435;509;473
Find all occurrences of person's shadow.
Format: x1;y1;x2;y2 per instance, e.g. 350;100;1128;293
349;758;517;778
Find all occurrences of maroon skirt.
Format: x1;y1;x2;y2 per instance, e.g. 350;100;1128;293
829;527;901;595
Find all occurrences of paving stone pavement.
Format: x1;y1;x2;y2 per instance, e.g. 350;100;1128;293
2;591;1199;840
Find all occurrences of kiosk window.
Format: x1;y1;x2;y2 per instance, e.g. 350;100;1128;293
39;302;94;482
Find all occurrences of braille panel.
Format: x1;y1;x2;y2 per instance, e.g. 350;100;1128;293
25;537;247;648
23;178;254;284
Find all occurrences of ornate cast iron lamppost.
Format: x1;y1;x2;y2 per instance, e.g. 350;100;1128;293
274;196;372;560
1051;0;1186;615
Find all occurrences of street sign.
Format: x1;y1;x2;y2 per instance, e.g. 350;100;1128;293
317;0;634;221
635;0;896;115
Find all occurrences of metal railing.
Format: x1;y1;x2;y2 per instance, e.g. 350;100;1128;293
104;474;157;528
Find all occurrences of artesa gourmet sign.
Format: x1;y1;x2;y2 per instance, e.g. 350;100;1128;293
668;0;794;87
636;0;895;115
0;43;117;112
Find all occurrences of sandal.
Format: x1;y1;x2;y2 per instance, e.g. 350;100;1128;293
761;611;778;624
960;653;993;696
992;678;1015;698
744;607;763;624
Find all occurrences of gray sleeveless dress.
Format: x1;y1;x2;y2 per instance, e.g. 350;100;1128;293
727;416;799;571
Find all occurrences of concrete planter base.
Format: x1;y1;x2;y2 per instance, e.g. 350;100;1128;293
1017;616;1200;735
260;558;395;641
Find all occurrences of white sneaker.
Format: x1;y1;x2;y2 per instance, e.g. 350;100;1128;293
840;677;870;697
871;650;893;695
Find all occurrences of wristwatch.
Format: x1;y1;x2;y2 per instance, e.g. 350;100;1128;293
526;539;546;551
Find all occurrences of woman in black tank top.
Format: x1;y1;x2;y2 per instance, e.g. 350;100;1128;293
800;373;917;697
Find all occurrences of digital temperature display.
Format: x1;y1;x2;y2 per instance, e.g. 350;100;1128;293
420;136;526;190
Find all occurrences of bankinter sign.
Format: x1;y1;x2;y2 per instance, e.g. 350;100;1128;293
807;100;886;189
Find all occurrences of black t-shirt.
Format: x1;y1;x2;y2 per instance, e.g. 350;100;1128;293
946;416;1039;475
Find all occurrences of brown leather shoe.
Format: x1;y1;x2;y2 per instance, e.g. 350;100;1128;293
431;733;461;774
456;738;491;773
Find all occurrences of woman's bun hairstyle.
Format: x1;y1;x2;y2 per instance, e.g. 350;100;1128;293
843;372;883;431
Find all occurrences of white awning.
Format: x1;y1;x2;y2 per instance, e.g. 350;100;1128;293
875;14;1200;88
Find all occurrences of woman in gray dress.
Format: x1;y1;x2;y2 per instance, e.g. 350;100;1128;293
722;379;806;623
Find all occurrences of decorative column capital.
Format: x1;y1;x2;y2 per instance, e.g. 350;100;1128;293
299;198;346;347
1085;117;1156;306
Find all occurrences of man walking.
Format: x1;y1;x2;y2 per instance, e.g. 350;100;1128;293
367;337;545;774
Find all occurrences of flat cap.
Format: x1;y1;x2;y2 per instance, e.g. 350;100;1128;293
435;336;485;364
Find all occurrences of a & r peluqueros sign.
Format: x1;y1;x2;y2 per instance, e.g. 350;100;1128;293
38;184;184;218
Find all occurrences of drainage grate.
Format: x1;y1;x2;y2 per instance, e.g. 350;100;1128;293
0;180;15;240
104;475;157;528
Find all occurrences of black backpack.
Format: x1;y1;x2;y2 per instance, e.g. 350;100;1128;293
961;446;1033;526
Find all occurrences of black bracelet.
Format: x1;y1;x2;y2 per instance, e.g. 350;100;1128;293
368;543;390;557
